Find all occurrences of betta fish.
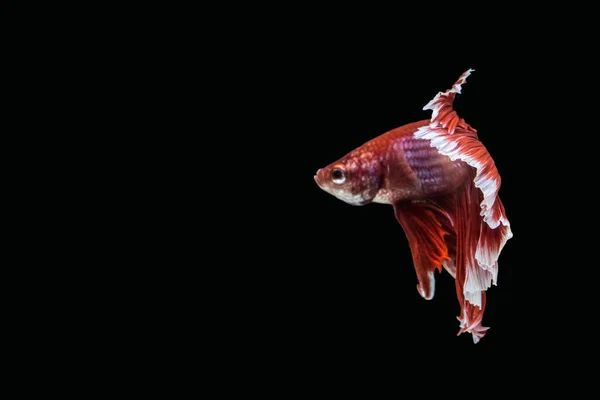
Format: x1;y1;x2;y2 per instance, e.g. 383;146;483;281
314;69;512;343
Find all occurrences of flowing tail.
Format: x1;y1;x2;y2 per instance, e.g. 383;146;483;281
413;69;513;343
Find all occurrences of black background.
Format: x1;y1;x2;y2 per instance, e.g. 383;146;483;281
27;5;598;392
123;18;594;379
165;58;530;360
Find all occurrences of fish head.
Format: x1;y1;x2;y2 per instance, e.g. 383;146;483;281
314;150;382;206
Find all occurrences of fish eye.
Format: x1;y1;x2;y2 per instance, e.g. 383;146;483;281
331;167;346;184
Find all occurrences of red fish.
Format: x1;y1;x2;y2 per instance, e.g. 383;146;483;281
314;69;512;343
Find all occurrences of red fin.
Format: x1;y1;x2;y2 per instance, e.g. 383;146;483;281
415;69;512;234
412;70;513;343
456;296;489;344
394;201;455;300
423;69;475;135
452;177;490;342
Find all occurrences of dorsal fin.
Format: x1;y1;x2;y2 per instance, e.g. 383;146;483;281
423;68;476;135
415;69;510;232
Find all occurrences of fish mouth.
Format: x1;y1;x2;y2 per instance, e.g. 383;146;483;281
314;169;323;187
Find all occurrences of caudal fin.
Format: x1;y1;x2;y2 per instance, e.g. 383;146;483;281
414;69;513;343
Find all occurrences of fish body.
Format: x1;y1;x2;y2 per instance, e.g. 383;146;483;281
314;69;512;343
315;120;471;206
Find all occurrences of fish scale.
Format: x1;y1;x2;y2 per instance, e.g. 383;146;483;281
402;136;469;196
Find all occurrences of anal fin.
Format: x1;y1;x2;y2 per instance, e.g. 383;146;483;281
393;201;456;300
